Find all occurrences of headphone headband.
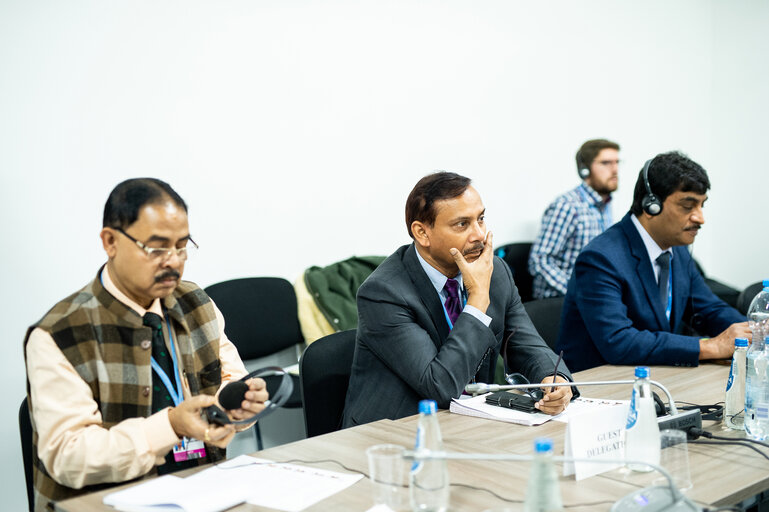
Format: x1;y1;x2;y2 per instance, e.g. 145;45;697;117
641;158;662;216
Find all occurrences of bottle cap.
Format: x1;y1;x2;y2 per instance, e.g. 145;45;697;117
763;279;769;288
534;437;553;453
735;337;749;347
418;400;437;415
634;366;650;378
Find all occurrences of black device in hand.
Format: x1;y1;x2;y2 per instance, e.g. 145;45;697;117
485;391;538;413
202;366;293;426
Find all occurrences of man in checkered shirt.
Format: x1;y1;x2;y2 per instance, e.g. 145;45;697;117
529;139;620;299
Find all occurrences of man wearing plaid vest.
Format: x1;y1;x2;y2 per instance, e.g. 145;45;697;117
24;178;268;511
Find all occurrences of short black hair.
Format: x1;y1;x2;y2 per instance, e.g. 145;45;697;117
103;178;187;229
630;151;710;216
405;171;472;239
576;139;620;173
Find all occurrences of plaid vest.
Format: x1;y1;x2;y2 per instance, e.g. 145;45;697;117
24;271;226;511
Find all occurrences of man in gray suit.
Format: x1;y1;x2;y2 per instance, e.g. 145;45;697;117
342;172;575;427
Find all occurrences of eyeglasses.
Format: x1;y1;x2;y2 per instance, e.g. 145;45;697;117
115;228;198;262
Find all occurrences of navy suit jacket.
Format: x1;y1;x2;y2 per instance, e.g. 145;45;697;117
557;213;745;372
342;243;571;427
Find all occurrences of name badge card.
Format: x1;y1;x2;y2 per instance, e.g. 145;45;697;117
563;403;628;480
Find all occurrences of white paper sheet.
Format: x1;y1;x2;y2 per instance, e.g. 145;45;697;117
103;455;363;512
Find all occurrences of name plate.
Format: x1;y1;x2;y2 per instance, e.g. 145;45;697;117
563;403;628;480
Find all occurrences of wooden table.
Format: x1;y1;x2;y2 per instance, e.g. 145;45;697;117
57;363;768;511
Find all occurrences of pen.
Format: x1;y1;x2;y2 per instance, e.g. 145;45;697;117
550;350;563;393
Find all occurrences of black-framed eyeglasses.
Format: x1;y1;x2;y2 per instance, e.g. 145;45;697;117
115;228;198;262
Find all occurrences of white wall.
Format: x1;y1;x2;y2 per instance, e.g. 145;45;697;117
1;1;767;509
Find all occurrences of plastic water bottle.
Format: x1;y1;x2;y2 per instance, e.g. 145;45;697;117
748;280;769;341
409;400;449;512
724;337;748;430
523;437;563;512
746;281;769;440
625;366;660;472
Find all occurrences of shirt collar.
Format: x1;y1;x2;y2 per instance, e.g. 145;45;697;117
579;182;612;208
630;214;673;266
414;245;464;295
101;265;164;317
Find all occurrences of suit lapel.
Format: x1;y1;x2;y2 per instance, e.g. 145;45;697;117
620;215;670;330
403;244;450;348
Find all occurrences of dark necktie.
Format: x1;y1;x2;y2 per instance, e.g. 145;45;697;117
656;252;671;319
443;279;462;326
143;312;176;413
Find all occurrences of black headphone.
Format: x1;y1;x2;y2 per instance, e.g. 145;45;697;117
577;151;591;179
641;158;662;216
204;366;294;426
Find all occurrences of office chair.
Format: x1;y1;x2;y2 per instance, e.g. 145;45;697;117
204;277;305;449
494;242;534;302
523;297;565;351
299;329;356;438
692;259;741;308
737;281;763;316
19;397;34;512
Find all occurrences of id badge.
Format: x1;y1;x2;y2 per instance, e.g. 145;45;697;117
173;437;206;462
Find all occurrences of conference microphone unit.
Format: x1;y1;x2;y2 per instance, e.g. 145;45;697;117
466;379;702;435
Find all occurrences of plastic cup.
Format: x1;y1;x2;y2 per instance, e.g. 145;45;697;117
366;444;407;509
654;429;692;492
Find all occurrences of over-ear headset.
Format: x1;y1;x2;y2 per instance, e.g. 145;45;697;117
641;158;662;216
576;151;591;179
204;366;293;426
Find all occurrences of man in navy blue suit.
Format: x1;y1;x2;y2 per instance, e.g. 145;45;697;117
557;152;749;372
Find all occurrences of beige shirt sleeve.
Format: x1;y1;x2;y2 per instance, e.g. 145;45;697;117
26;301;248;489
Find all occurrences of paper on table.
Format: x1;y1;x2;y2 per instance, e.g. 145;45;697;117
449;393;551;426
102;474;246;512
551;397;629;424
103;455;363;512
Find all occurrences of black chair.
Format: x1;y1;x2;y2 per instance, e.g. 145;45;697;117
495;242;534;302
204;277;305;449
523;297;565;351
693;259;741;309
737;281;763;316
19;397;34;512
299;329;356;438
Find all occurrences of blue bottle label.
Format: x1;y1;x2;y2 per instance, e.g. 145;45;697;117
626;390;637;429
726;366;734;392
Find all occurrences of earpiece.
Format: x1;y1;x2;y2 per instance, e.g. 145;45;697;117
641;158;662;216
576;150;591;179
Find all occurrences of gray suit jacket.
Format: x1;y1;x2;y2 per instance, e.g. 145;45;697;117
342;243;572;427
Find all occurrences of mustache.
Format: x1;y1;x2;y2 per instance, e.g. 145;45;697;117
463;243;485;256
684;225;702;232
154;269;180;283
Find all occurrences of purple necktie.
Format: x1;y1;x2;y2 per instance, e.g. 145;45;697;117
443;278;462;326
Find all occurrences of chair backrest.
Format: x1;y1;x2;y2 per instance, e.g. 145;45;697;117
19;397;34;512
523;297;565;350
204;277;304;360
737;281;763;316
299;329;356;438
495;242;534;302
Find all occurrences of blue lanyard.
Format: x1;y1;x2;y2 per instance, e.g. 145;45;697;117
150;314;184;407
97;272;184;407
441;285;467;330
665;266;673;322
